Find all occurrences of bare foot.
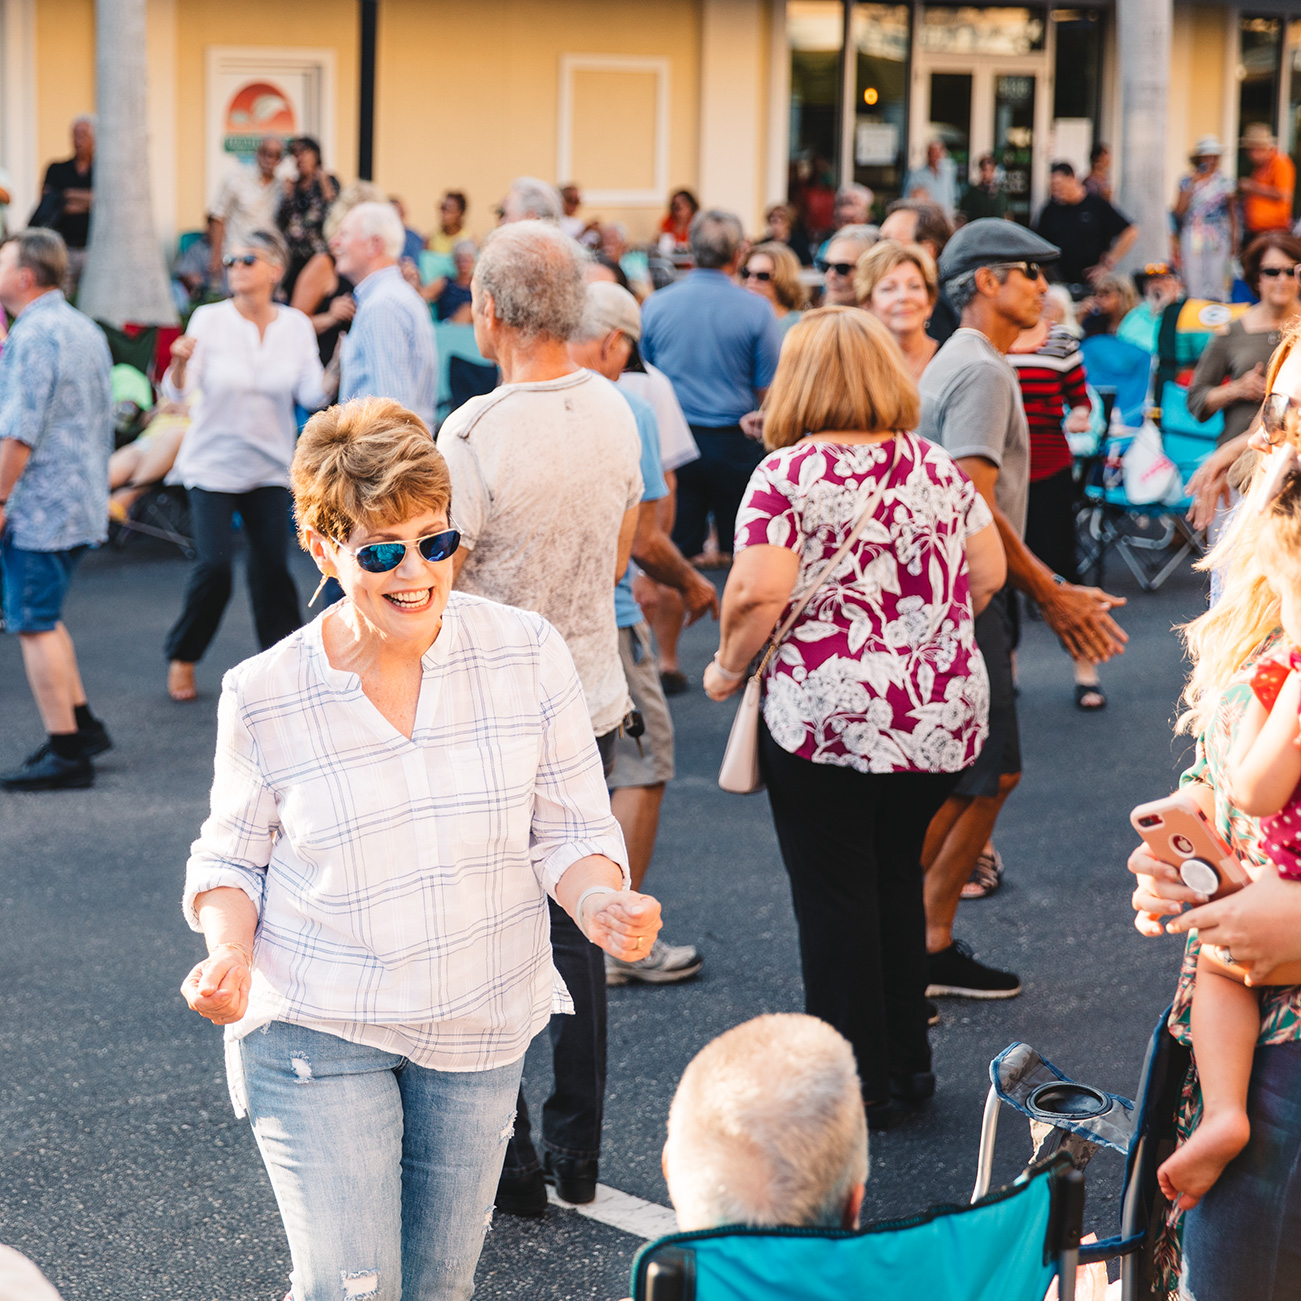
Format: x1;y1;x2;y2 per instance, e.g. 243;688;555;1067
1157;1110;1251;1211
168;661;197;702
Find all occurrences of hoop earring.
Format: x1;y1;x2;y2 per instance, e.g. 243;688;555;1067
308;573;333;608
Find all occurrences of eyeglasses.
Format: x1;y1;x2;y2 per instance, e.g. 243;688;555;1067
1262;392;1301;445
817;260;856;277
987;261;1045;281
222;253;261;268
742;268;773;282
1259;265;1300;279
334;528;462;574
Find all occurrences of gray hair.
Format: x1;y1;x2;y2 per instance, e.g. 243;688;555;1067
689;209;744;269
664;1014;868;1232
504;177;564;224
239;228;290;284
828;224;879;256
946;266;1011;313
3;228;68;289
475;220;588;341
451;239;478;261
344;201;405;261
836;183;873;205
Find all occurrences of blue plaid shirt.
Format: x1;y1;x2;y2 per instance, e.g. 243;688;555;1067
0;290;113;551
340;265;439;431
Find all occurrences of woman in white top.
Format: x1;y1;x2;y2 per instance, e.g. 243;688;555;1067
181;398;662;1301
162;228;329;702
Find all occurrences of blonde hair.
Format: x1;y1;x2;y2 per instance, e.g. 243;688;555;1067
663;1014;867;1232
762;307;919;449
1093;272;1139;321
1179;328;1298;735
290;398;450;548
853;239;938;307
742;241;808;311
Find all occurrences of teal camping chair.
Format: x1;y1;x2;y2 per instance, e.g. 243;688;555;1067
632;1155;1084;1301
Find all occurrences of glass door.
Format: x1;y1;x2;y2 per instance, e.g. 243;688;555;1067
993;72;1036;224
927;72;973;209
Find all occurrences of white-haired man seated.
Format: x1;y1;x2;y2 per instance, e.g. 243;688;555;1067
329;199;438;429
664;1014;869;1231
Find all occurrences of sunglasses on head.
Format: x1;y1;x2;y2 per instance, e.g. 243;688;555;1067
817;260;856;277
1260;265;1300;279
742;268;773;282
1262;392;1301;445
988;260;1045;281
335;528;462;573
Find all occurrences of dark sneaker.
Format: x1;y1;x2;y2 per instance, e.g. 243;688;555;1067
77;719;113;758
605;937;703;986
926;940;1021;999
544;1152;598;1205
1;747;94;791
494;1166;548;1218
659;670;689;696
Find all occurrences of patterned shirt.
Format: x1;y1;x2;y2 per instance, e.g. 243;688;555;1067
1007;326;1090;483
0;290;112;551
340;265;439;431
183;593;628;1075
734;432;992;774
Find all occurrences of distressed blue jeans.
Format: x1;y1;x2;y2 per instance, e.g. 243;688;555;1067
237;1021;524;1301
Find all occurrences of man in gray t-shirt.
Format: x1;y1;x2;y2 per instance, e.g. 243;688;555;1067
918;220;1128;1003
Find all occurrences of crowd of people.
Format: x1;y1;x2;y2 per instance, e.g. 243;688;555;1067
10;130;1301;1301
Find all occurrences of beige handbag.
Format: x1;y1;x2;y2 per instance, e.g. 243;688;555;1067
718;438;902;794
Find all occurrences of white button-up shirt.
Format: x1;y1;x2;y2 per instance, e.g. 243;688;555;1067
183;593;628;1078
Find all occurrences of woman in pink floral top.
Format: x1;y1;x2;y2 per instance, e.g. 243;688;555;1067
704;308;1005;1126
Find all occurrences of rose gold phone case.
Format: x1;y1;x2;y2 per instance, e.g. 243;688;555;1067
1130;792;1250;900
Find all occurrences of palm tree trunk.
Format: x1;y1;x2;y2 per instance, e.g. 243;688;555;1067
77;0;178;326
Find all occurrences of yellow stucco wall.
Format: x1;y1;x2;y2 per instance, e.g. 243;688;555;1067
373;0;702;243
35;0;95;185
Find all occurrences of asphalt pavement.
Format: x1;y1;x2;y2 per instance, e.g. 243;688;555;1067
0;530;1206;1300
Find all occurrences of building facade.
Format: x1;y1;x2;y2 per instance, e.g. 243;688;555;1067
1;0;1300;253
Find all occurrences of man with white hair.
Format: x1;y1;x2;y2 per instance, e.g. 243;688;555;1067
501;176;564;224
439;219;644;1216
663;1014;868;1231
329;200;438;430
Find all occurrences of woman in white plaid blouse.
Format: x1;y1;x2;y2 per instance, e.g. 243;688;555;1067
179;397;661;1301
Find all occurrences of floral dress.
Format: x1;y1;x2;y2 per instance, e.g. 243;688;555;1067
733;431;992;775
1177;170;1235;303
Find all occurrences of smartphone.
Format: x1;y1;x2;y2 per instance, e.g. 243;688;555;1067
1130;792;1250;899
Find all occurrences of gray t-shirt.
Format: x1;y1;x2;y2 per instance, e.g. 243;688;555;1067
917;327;1029;539
439;369;643;737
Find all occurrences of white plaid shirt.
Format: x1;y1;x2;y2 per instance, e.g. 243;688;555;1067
184;593;628;1076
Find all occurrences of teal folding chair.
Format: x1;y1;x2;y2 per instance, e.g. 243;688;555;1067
632;1155;1084;1301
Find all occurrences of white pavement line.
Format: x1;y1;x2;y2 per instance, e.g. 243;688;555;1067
547;1182;679;1240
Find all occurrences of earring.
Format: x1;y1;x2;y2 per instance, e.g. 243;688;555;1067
308;573;333;608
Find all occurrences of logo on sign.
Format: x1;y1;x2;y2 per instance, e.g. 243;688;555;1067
223;80;296;156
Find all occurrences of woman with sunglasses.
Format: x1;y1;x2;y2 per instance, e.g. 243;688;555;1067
739;241;807;339
1186;233;1301;534
181;398;659;1301
162;228;330;701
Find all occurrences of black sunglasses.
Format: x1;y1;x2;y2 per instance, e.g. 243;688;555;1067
817;260;856;277
222;253;260;268
742;268;773;282
988;260;1045;281
1262;392;1301;446
336;528;462;573
1260;265;1300;279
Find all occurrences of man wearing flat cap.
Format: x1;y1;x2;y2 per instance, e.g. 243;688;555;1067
918;219;1128;1003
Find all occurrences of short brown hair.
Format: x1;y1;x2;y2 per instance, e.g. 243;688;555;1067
3;228;68;289
741;241;807;311
854;239;938;307
1243;231;1301;296
290;398;451;547
762;307;919;449
884;199;953;254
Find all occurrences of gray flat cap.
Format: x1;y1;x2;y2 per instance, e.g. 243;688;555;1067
938;218;1060;283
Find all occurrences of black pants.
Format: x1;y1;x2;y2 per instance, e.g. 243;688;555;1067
672;425;765;559
1024;466;1079;585
759;722;959;1105
503;729;617;1172
164;486;302;663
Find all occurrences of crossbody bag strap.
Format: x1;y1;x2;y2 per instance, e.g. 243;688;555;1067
752;433;905;679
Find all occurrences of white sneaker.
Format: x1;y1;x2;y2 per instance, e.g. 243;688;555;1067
605;937;703;986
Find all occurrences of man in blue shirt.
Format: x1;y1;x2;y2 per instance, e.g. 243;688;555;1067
330;201;439;430
0;229;114;790
641;209;782;563
568;282;719;991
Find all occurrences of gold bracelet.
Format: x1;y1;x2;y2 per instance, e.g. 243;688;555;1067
211;941;254;967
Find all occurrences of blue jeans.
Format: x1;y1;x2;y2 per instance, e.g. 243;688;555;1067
1181;1039;1301;1300
237;1021;524;1301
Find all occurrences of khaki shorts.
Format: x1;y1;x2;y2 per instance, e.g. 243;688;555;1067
609;622;676;788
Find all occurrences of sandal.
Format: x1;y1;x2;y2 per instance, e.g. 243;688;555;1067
1074;683;1107;711
961;847;1004;900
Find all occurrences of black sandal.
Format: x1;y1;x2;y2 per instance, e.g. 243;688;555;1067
1074;683;1107;710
